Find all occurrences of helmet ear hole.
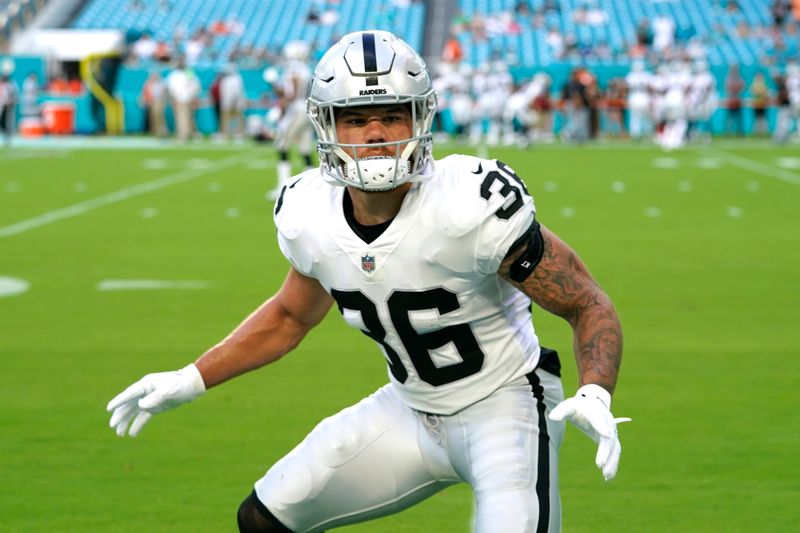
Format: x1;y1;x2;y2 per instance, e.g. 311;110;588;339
306;31;437;191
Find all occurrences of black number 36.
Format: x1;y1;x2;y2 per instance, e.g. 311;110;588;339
331;288;485;387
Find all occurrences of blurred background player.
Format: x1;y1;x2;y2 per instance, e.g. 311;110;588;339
625;60;652;141
0;74;17;146
502;72;552;147
165;58;201;142
266;40;314;201
140;71;167;138
788;63;800;141
218;63;246;141
687;60;718;143
659;60;691;151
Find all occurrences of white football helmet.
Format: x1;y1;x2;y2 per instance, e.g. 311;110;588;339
306;30;437;191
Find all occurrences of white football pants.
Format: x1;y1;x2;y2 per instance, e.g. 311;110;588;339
254;368;565;532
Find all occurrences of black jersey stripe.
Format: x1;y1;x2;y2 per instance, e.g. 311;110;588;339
526;369;551;533
362;32;379;86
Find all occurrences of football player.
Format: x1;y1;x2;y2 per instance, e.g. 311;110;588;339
266;40;315;201
107;31;629;533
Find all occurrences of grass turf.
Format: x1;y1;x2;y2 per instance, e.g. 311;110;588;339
1;140;798;531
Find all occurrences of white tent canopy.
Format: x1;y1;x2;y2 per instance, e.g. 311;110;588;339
12;29;125;60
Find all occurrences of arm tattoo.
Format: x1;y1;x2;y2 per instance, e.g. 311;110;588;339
500;226;623;394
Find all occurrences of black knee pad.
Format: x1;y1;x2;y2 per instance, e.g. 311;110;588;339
237;490;293;533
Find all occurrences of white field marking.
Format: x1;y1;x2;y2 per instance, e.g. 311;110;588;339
245;159;270;170
141;207;158;219
73;182;87;193
4;181;20;192
208;182;221;192
776;157;800;169
697;158;722;169
611;181;626;192
746;181;761;192
726;206;744;218
543;181;558;192
0;276;30;297
0;152;253;240
705;148;800;186
476;145;489;159
142;158;168;170
188;158;213;169
560;207;576;218
225;207;240;218
653;157;678;169
644;207;662;218
96;279;211;291
678;180;693;192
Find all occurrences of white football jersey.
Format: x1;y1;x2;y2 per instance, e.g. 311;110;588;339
274;155;543;414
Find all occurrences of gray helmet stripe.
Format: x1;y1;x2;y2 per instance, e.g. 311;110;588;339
362;32;379;86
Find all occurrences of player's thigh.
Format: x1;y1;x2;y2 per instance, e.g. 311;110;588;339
255;385;456;533
461;369;564;533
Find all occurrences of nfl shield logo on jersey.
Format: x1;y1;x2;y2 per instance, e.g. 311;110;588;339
361;254;376;273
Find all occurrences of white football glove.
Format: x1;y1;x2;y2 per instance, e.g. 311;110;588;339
106;364;206;437
548;384;631;481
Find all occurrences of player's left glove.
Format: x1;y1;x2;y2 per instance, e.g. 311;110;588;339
106;364;206;437
548;384;631;481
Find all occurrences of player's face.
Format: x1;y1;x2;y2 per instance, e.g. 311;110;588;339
335;105;413;159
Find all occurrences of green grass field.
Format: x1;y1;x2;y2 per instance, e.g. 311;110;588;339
1;139;798;532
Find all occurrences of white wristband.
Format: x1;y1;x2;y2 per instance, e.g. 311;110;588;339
180;363;207;396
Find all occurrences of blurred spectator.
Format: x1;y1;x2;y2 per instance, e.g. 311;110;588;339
442;34;464;63
772;0;789;27
67;78;83;94
604;78;627;137
320;10;338;26
585;3;608;26
724;65;745;135
140;71;167;137
636;19;653;47
748;72;771;135
154;40;173;63
209;72;222;128
21;73;39;118
625;60;653;140
48;75;70;94
165;59;200;142
788;63;800;135
219;64;245;140
183;29;207;66
653;16;675;53
772;72;794;141
0;74;18;143
561;68;590;142
131;31;156;63
546;27;565;59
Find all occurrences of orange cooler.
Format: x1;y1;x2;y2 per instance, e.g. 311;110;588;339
42;102;75;135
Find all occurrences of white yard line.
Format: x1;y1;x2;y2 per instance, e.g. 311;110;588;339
96;279;210;291
704;148;800;187
0;152;254;239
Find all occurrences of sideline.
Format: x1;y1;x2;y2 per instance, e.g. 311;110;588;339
0;151;256;239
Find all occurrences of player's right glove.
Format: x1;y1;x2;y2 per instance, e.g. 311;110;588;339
106;364;206;437
548;384;631;481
